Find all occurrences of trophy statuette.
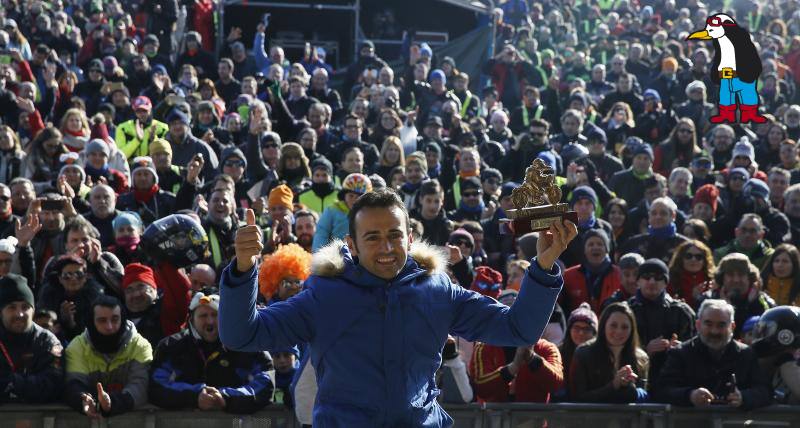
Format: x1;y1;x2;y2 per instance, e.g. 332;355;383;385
503;158;578;235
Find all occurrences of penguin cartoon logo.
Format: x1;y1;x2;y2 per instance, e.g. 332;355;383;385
687;14;767;124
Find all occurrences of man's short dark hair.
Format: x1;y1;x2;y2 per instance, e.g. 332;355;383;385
459;220;483;235
418;179;443;198
348;189;409;239
344;114;362;128
529;118;550;131
92;295;122;314
65;216;100;239
219;58;234;69
295;209;318;224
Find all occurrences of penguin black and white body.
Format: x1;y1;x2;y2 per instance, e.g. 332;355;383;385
687;13;762;85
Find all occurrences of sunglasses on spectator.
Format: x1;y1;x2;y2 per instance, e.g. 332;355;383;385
639;273;666;282
61;271;86;280
462;191;481;198
730;175;746;182
484;179;500;185
683;252;705;261
261;143;279;149
0;195;9;202
475;281;501;291
224;159;245;168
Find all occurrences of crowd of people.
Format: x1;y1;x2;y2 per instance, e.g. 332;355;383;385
0;0;800;424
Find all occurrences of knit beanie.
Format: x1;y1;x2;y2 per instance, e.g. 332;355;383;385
461;176;482;192
0;274;33;309
310;157;333;175
112;211;144;232
85;138;110;157
471;266;503;299
221;146;248;169
583;228;610;252
744;178;770;200
131;156;159;184
149;138;172;156
633;143;654;161
662;57;678;72
268;184;294;210
59;157;87;184
570;185;598;208
568;302;598;332
692;184;720;217
729;167;751;181
122;263;157;290
448;228;475;248
638;258;670;282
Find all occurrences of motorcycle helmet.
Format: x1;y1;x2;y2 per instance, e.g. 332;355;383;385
141;214;208;268
751;306;800;358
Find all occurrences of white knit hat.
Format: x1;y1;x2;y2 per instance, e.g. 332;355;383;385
0;236;17;255
131;156;159;184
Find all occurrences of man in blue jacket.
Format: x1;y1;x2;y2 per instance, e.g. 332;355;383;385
219;189;577;427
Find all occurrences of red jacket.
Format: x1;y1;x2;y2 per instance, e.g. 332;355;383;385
470;339;563;403
153;262;191;336
561;264;621;314
668;271;708;309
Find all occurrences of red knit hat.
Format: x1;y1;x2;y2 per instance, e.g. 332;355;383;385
692;184;720;217
471;266;504;299
122;263;157;290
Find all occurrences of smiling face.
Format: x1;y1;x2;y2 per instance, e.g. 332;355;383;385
604;311;632;348
584;236;607;266
347;205;411;281
2;301;33;334
772;251;794;278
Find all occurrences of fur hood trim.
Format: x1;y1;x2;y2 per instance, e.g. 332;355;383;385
311;239;448;277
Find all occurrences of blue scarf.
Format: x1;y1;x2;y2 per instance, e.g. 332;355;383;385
401;180;423;194
428;163;441;179
648;222;677;239
84;164;109;178
578;214;597;231
459;199;485;214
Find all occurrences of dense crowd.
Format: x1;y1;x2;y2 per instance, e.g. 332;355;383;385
0;0;799;424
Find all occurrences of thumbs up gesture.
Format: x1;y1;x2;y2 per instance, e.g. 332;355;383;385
235;209;263;272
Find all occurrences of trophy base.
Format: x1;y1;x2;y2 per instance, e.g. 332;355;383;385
502;204;578;235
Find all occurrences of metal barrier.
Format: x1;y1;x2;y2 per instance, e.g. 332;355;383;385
3;403;800;428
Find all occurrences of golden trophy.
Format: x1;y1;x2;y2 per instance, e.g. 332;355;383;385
503;158;578;235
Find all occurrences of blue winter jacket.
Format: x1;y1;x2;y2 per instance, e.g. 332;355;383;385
219;240;563;427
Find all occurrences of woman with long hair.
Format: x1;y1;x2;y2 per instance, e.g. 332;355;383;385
569;302;649;403
653;117;701;177
368;108;402;148
58;108;91;152
761;243;800;306
0;125;26;183
376;136;405;181
668;240;715;309
600;102;636;152
603;198;631;248
23;126;67;186
756;122;788;170
276;142;312;195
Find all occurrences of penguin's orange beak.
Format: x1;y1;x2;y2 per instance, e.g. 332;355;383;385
687;30;712;40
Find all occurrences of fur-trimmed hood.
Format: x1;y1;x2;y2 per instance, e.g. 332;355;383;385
311;239;448;278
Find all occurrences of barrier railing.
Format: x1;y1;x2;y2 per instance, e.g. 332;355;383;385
3;403;800;428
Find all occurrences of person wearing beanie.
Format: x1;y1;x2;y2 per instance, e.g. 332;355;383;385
447;227;476;289
480;168;503;207
121;262;168;346
73;58;106;115
691;183;720;224
164;107;219;182
277;142;312;195
109;211;145;266
57;153;92;206
0;273;64;404
176;30;216;81
649;57;683;112
115;95;169;159
192;99;231;156
621;197;690;265
116;156;176;226
585;127;625;183
148;138;183;194
559;302;599;389
407;62;460;130
312;173;372;251
628;257;695;383
64;295;153;418
563;228;621;314
149;290;274;413
742;178;791;247
82;139;129;195
561;186;616;269
399;153;429;212
674;79;715;141
635;87;679;145
448;176;485;222
603;253;646;309
298;157;338;215
608;138;656;207
599;72;645;118
470;266;503;299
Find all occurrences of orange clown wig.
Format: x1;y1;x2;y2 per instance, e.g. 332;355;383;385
258;243;312;299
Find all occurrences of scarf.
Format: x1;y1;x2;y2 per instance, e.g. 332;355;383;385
458;198;485;214
282;167;306;184
134;184;159;204
88;317;130;355
401;180;423;195
84;164;110;178
428;163;441;179
578;214;597;232
648;222;677;239
459;169;480;180
311;181;335;198
64;129;86;138
583;256;612;299
115;236;140;253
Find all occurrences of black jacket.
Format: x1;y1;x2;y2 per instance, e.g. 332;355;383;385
125;299;165;348
0;323;63;404
628;291;696;384
116;189;177;227
653;336;772;410
410;209;454;247
149;328;274;414
618;232;690;266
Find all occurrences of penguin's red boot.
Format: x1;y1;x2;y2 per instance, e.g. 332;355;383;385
710;104;737;123
739;105;768;123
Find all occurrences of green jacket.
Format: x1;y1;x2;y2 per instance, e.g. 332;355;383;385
64;321;153;415
116;119;169;159
713;240;774;271
298;188;338;215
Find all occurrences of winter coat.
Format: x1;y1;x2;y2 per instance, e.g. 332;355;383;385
37;278;105;342
312;201;349;252
569;340;649;403
219;239;563;427
64;321;152;416
116;189;177;227
561;263;622;314
0;323;63;404
653;336;772;410
150;328;274;414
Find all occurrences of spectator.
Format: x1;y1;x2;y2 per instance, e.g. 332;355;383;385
293;210;317;253
569;302;649;403
410;179;453;247
150;291;274;413
627;258;695;384
81;140;128;195
653;118;702;178
83;184;120;248
164;109;219;182
785;184;800;248
760;243;800;306
64;295;152;418
559;303;598;389
603;253;645;308
562;229;620;314
149;138;183;194
116;95;168;160
742;178;792;246
258;244;311;304
713;214;776;270
313;173;372;251
751;306;800;404
620;197;690;264
122;262;189;348
0;274;63;403
0;125;26;184
109;211;144;267
202;189;240;272
448;177;485;223
277;143;311;195
608;141;655;208
668;240;715;309
116;157;176;226
398;153;428;211
562;186;615;268
297;158;337;215
654;299;772;409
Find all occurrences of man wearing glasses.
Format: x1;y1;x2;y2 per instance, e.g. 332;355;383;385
501;118;560;184
713;214;775;270
627;258;695;384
